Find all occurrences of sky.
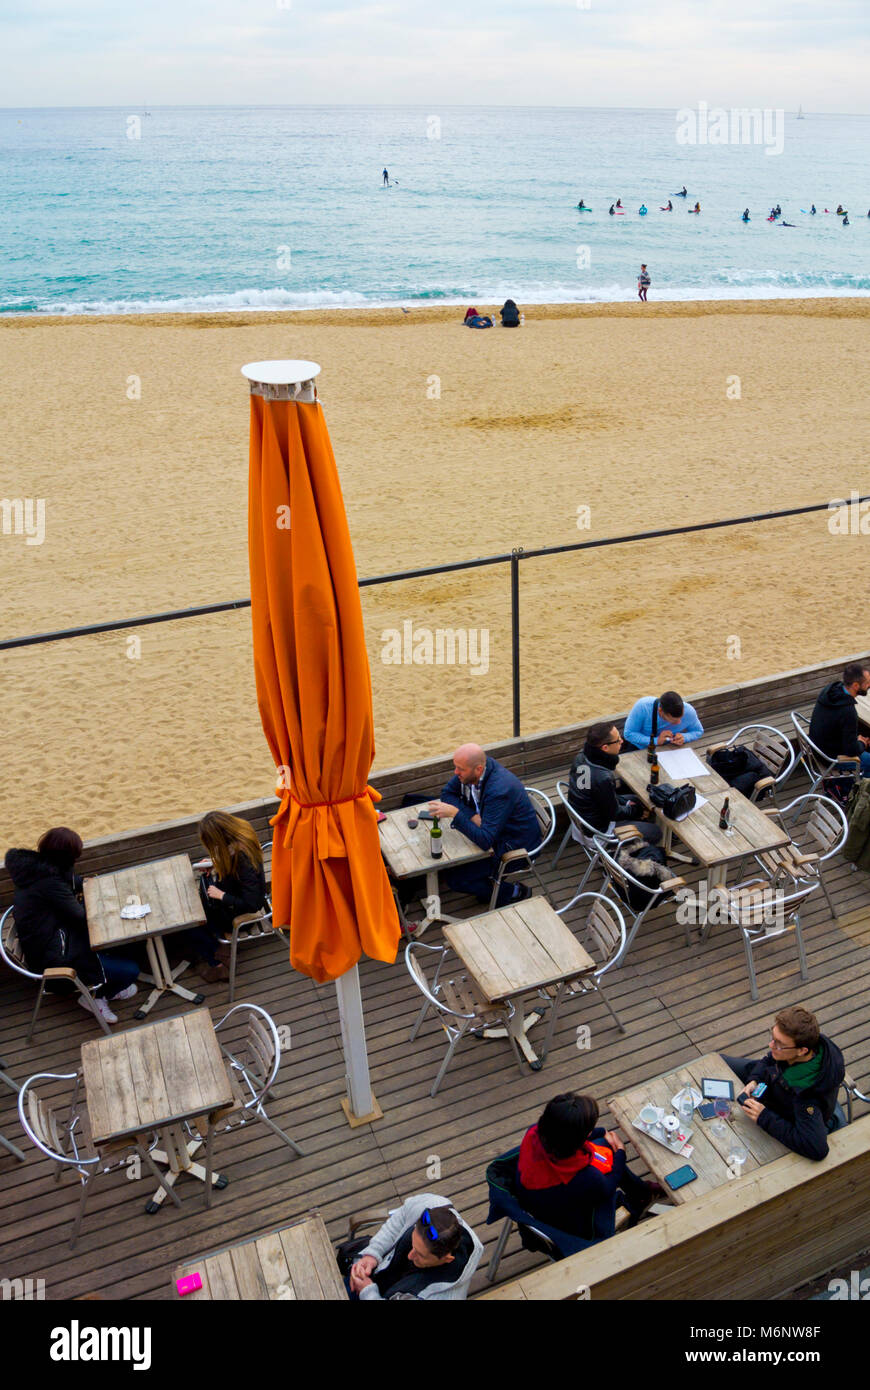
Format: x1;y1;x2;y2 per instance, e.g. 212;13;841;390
1;0;868;112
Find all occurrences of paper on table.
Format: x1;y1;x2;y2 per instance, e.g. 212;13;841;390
675;794;706;821
658;747;710;779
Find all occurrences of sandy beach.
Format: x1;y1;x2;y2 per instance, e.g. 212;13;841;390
2;297;868;846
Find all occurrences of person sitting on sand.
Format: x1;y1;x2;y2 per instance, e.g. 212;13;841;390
499;298;521;327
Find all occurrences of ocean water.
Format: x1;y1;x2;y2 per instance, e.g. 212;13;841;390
1;104;869;315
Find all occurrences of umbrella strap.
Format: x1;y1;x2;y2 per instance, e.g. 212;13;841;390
287;789;376;810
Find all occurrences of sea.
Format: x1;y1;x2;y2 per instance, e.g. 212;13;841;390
2;104;869;315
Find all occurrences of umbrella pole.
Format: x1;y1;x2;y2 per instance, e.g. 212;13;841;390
336;966;383;1127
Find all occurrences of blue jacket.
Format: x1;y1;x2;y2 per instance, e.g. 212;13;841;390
440;756;541;859
623;695;704;747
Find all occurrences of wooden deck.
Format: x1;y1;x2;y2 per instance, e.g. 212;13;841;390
3;705;870;1300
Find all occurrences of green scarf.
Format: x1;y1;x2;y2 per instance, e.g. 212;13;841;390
781;1041;824;1092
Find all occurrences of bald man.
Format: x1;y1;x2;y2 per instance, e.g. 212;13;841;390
429;744;542;905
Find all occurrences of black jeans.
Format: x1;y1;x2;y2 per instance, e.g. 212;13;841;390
616;817;662;845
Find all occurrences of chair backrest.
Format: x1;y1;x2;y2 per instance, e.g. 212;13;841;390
790;712;834;773
721;878;819;930
525;788;556;857
555;781;609;844
0;908;40;982
404;942;479;1021
485;1149;595;1257
731;724;795;782
17;1071;96;1171
214;1003;281;1108
557;892;626;974
780;794;848;858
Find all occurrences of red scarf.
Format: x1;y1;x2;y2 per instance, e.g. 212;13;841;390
518;1124;613;1190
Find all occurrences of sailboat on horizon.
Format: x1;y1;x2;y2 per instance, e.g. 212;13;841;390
797;105;805;119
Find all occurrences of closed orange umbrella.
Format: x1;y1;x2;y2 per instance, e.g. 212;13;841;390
243;360;400;1118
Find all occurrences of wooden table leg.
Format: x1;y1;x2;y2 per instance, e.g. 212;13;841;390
134;937;205;1019
145;1123;228;1213
410;871;462;937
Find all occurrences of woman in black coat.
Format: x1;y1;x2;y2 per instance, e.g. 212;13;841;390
188;810;268;982
4;827;139;1024
516;1093;660;1240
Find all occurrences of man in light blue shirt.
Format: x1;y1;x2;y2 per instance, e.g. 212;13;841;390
621;691;704;751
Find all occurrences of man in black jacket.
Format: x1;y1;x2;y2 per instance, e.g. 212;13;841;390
568;722;662;844
722;1005;846;1161
809;662;870;773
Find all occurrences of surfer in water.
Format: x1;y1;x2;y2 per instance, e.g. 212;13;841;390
665;199;673;210
577;199;587;210
675;186;687;197
690;201;701;213
843;214;850;225
609;204;616;215
780;220;796;227
615;198;623;209
383;168;389;185
742;208;750;222
810;205;817;214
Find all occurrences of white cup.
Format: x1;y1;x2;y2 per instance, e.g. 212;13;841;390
640;1105;664;1127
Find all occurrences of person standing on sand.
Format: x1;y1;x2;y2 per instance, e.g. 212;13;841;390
638;264;650;302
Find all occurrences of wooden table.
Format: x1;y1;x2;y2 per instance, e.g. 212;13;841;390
379;803;492;934
85;854;208;1017
444;896;595;1068
173;1213;347;1300
617;749;789;890
82;1008;236;1212
608;1051;789;1204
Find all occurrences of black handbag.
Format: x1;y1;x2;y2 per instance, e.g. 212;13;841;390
647;781;696;819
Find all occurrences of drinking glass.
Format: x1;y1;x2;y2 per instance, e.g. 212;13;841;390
728;1141;748;1175
712;1098;731;1138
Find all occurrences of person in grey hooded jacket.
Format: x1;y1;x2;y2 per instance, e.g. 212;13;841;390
348;1194;483;1300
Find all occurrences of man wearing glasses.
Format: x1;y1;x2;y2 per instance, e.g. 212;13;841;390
347;1195;483;1300
722;1005;846;1161
568;722;662;844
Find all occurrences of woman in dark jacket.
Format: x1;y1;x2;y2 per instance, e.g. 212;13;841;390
500;298;521;327
515;1093;660;1240
4;827;139;1025
189;810;267;982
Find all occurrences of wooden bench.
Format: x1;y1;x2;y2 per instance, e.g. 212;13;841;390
477;1113;870;1301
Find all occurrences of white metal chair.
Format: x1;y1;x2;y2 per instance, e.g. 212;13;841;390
487;788;556;911
700;879;819;1001
595;836;687;959
211;1004;303;1170
749;794;848;919
841;1073;870;1124
551;780;620;889
790;712;846;799
0;907;113;1043
705;724;796;808
17;1070;180;1246
534;893;628;1062
406;941;524;1096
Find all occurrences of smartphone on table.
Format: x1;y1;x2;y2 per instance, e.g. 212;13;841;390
665;1165;698;1191
697;1102;717;1120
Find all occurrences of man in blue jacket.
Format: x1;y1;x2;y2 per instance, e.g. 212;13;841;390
622;690;704;751
429;744;541;905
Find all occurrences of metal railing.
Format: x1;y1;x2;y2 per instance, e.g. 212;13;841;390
2;496;862;738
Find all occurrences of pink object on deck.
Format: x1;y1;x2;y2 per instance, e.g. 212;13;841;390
176;1272;203;1296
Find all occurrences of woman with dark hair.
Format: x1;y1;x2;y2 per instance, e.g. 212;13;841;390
187;811;268;982
4;827;139;1025
499;298;521;327
515;1092;661;1240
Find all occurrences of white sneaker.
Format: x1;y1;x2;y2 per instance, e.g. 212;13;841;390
110;984;138;1002
79;995;118;1025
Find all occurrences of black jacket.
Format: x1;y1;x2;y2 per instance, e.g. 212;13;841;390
739;1034;845;1160
4;848;105;989
203;852;267;931
567;744;635;833
515;1127;626;1240
809;682;862;759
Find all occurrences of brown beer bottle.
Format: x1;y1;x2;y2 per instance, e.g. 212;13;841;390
647;732;656;765
650;749;660;786
719;797;730;830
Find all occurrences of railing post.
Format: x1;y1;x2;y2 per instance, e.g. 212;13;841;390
511;548;523;738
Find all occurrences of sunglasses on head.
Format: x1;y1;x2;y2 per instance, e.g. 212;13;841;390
420;1208;440;1244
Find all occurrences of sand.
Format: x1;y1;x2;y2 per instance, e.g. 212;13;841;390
1;297;868;846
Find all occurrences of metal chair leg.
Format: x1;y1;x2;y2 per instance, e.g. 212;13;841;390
596;981;626;1033
742;932;759;1002
794;919;809;982
228;927;240;1004
487;1218;513;1282
0;1131;26;1161
431;1035;460;1097
138;1144;183;1209
552;826;572;869
256;1108;304;1157
69;1176;91;1248
540;982;567;1060
819;869;836;920
409;998;429;1042
26;983;46;1045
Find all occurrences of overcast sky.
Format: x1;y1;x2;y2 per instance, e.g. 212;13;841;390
2;0;868;112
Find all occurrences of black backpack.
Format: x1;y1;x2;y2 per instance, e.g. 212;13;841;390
708;744;768;798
